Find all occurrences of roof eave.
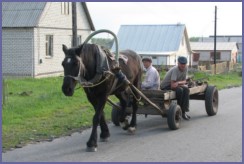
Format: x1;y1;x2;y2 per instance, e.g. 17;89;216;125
138;51;177;56
81;2;95;31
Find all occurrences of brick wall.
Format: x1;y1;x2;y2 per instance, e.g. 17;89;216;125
2;28;34;77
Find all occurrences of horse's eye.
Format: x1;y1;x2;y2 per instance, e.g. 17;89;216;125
62;61;65;66
74;61;79;66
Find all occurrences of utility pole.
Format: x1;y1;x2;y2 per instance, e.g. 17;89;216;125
72;2;77;47
214;6;217;74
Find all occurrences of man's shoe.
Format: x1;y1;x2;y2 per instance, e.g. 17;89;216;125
182;113;191;120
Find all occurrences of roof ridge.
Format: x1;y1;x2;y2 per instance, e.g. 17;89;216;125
121;24;185;26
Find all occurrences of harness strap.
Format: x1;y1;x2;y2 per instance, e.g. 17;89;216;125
128;86;142;102
80;71;113;88
107;78;118;95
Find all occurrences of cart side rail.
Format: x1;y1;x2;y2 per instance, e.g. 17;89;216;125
164;83;208;100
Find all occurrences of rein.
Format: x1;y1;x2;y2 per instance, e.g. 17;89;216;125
81;71;113;88
64;68;114;88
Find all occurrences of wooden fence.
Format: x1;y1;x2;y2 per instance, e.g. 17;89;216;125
205;61;234;74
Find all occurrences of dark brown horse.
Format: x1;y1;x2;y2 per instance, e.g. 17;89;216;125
62;43;143;152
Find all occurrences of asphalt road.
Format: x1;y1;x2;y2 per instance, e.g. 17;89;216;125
2;87;242;162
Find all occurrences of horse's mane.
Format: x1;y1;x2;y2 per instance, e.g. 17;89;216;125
79;44;97;61
78;44;112;81
100;46;114;58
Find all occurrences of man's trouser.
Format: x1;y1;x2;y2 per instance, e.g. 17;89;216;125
175;86;189;113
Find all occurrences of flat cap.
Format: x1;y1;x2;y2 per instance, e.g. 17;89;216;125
178;56;187;64
142;56;152;62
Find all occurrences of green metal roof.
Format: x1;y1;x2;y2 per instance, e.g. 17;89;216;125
113;24;186;54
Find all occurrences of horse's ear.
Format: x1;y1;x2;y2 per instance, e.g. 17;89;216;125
62;44;68;54
75;45;82;56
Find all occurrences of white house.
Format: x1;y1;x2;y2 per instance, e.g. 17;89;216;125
198;36;242;63
190;42;239;64
112;24;192;68
2;2;95;77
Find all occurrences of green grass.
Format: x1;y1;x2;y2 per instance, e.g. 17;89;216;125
189;70;242;90
160;69;242;90
2;70;242;151
2;77;116;151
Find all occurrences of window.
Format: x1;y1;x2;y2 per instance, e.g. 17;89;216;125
77;36;82;45
193;53;200;62
46;35;53;57
210;51;221;60
61;2;69;15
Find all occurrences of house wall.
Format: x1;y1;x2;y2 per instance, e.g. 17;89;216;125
231;46;238;63
38;2;91;30
156;56;168;66
34;2;92;77
141;33;190;68
2;28;34;77
175;32;190;66
198;50;231;61
34;28;91;77
237;43;242;63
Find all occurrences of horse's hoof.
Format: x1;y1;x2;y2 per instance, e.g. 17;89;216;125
100;137;109;142
86;146;97;152
119;116;130;129
128;127;136;134
119;122;129;130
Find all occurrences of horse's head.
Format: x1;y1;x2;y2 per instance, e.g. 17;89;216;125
61;44;84;96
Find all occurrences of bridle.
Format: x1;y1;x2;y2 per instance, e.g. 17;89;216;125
64;57;83;81
64;57;113;88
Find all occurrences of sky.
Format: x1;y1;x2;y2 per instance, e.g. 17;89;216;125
86;2;242;38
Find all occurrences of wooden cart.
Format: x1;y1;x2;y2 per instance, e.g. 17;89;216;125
110;81;219;130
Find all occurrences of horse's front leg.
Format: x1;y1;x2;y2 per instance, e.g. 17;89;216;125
86;96;107;152
99;111;110;142
116;93;130;130
128;97;138;134
86;112;99;152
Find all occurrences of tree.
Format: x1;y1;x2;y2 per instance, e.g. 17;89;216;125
91;38;114;49
189;37;200;42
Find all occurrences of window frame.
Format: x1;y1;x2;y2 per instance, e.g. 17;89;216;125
210;51;221;60
46;35;53;58
61;2;69;15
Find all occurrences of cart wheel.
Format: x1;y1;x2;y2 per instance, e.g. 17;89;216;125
167;103;182;130
205;86;219;116
111;103;121;126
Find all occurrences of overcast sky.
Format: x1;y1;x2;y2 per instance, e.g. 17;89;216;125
86;2;242;38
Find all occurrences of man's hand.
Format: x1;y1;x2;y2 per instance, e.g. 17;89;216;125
171;81;178;89
171;80;187;90
178;80;187;86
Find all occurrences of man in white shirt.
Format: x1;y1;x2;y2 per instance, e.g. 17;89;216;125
141;56;160;90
